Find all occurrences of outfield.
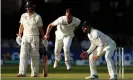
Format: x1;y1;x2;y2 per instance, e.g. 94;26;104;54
1;65;133;80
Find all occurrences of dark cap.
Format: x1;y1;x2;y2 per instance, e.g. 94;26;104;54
25;1;36;9
82;21;91;28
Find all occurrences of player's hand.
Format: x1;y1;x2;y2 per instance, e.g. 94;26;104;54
16;34;22;45
16;34;22;37
80;51;89;59
93;55;100;61
44;34;50;40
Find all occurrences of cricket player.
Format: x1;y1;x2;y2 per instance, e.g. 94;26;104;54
44;8;81;70
80;21;117;80
16;1;44;77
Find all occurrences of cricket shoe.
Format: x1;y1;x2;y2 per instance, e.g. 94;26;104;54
65;61;71;70
110;75;117;80
53;60;59;68
85;75;99;80
16;74;26;77
31;74;38;77
44;74;47;77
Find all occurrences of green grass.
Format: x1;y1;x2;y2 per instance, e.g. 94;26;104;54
1;65;133;80
1;73;133;80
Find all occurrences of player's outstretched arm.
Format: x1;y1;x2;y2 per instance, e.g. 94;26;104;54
45;23;54;35
44;17;62;40
44;23;55;40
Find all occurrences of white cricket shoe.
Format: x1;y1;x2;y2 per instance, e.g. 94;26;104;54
85;75;99;80
65;61;71;70
53;60;59;68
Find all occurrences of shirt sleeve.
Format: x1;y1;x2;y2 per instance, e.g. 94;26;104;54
89;29;105;56
52;17;62;26
87;30;99;55
97;36;104;56
38;15;43;27
75;18;81;27
87;40;97;55
91;30;98;40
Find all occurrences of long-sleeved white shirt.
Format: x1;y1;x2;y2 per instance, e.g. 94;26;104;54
87;28;115;56
52;16;81;38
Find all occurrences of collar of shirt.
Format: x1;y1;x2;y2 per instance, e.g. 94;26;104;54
26;12;36;18
65;16;74;25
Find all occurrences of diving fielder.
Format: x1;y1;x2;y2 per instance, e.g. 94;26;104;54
16;1;44;77
44;8;81;70
80;21;117;80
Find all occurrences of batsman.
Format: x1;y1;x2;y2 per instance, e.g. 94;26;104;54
80;21;117;80
16;1;45;77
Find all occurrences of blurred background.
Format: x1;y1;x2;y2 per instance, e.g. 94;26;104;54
1;0;133;66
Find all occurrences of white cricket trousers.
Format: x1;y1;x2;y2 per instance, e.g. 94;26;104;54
54;36;73;62
18;35;40;76
89;42;117;78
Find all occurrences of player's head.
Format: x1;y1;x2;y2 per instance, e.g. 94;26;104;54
25;1;35;13
65;8;73;23
82;21;92;34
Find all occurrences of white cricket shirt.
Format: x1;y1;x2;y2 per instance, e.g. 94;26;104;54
52;16;81;38
87;28;115;56
20;12;43;36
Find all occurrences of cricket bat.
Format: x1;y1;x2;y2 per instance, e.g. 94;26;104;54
43;55;48;77
42;39;48;77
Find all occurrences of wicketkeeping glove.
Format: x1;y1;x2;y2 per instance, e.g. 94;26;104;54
80;51;89;59
16;36;22;45
42;39;48;51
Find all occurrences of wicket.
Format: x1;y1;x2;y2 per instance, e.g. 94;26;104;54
115;47;124;80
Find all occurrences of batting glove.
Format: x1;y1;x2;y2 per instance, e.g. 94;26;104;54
42;39;48;51
80;51;89;59
16;36;22;45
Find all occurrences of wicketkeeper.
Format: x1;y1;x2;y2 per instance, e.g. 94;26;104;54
80;21;117;80
16;1;45;77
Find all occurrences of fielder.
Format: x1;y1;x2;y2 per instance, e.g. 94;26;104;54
80;21;117;80
16;1;45;77
44;8;81;70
